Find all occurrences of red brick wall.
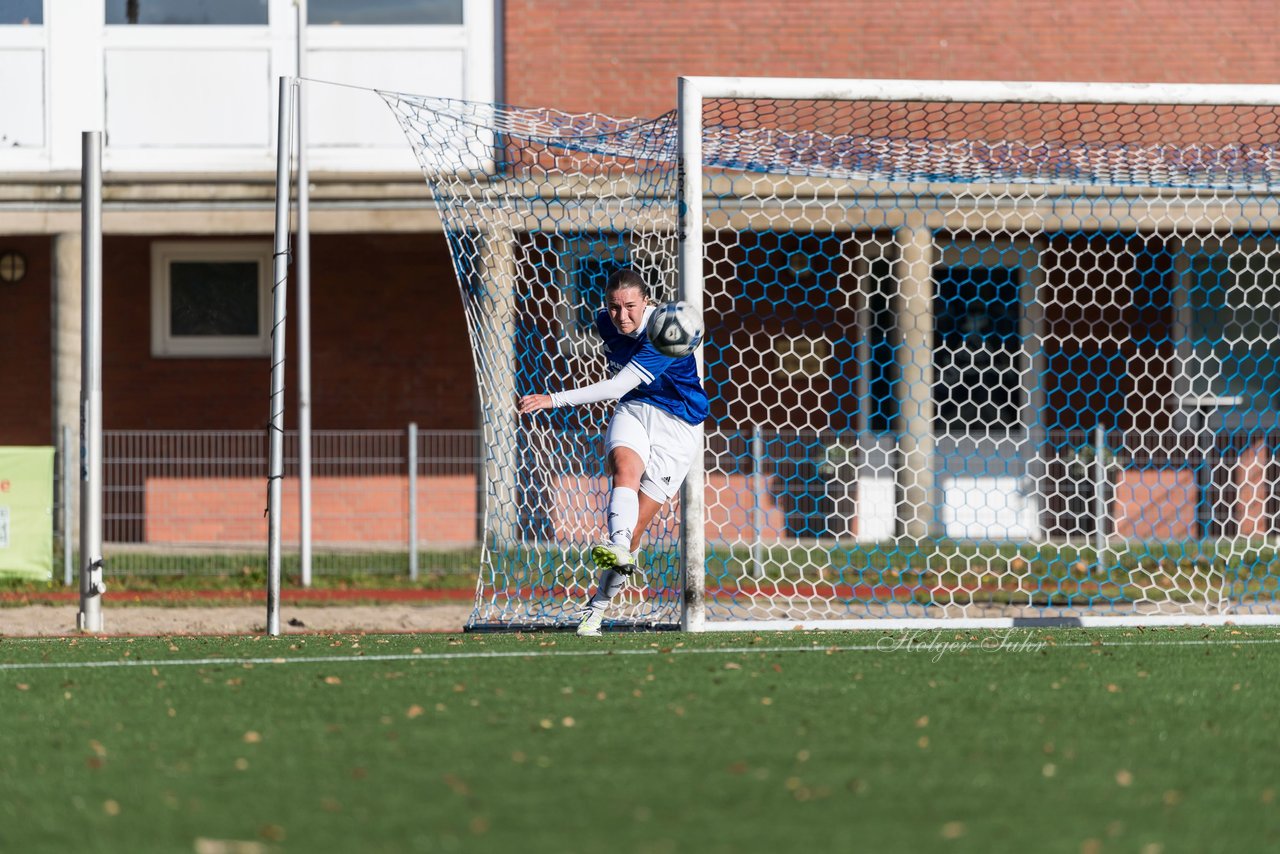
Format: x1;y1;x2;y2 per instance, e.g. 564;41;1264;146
144;467;1275;546
145;475;479;545
505;1;1280;116
1112;469;1198;540
145;472;786;546
306;233;475;429
0;236;51;445
103;234;474;430
1236;442;1271;537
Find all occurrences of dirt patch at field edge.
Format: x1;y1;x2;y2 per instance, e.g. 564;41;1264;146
0;603;471;637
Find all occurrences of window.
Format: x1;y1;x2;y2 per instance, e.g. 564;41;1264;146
866;255;899;433
151;242;272;357
0;1;41;24
309;0;463;25
1176;235;1280;413
933;264;1025;430
560;233;631;333
572;254;628;330
551;232;675;357
106;0;268;25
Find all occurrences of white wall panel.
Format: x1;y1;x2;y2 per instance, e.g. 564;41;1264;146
307;48;464;149
0;49;44;147
942;477;1040;540
105;49;271;148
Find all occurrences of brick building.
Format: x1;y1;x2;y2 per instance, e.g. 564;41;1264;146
3;1;1277;443
1;1;1278;546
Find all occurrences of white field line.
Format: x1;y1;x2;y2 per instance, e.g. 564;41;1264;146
2;633;1280;672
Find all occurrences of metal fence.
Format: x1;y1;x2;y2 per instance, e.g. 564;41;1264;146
53;427;484;578
47;425;1280;580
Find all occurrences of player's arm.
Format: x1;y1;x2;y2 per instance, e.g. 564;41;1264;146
517;362;648;414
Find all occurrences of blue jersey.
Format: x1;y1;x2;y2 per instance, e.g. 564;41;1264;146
596;308;709;425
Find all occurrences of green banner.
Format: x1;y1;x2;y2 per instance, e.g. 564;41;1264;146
0;447;55;579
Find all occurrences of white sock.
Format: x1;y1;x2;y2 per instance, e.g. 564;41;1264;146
589;569;627;610
606;486;639;550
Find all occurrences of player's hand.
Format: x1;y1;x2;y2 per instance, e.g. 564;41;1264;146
517;394;553;414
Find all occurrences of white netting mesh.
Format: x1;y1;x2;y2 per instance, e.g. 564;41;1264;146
385;86;1280;629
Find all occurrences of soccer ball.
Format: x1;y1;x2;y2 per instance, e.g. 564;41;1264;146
646;301;704;357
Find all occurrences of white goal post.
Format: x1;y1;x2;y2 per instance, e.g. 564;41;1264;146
676;76;1280;630
379;75;1280;632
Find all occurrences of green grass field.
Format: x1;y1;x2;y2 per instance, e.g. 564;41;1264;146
3;627;1279;853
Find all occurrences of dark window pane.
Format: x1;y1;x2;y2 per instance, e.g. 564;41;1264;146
170;261;259;336
574;255;627;330
867;258;899;434
107;0;267;25
1186;237;1280;409
309;0;463;25
560;233;630;331
0;1;42;24
933;265;1024;429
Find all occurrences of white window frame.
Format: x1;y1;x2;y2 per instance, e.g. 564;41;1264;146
0;0;495;172
151;241;272;358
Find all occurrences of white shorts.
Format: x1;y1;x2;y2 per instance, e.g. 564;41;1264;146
605;400;700;503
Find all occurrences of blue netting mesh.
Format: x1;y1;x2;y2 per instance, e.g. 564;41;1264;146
385;88;1280;628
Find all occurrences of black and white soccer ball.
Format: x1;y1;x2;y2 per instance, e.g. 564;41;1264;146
646;301;704;357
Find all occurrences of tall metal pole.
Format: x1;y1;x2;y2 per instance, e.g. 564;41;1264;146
77;131;104;633
751;424;765;580
1094;422;1107;571
295;0;313;588
677;77;706;632
267;77;296;637
62;424;73;587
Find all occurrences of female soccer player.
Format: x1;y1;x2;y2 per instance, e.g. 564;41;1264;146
517;268;709;636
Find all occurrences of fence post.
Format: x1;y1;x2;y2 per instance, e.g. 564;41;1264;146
408;422;419;581
751;424;765;579
62;424;73;586
1094;422;1107;573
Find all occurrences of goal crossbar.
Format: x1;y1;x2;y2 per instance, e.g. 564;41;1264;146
680;76;1280;107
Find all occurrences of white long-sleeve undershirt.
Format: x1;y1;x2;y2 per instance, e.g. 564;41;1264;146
548;362;647;408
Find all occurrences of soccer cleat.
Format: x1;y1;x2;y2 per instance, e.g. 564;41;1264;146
590;542;637;574
576;607;604;637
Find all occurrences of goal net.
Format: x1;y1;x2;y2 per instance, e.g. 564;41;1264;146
386;78;1280;630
